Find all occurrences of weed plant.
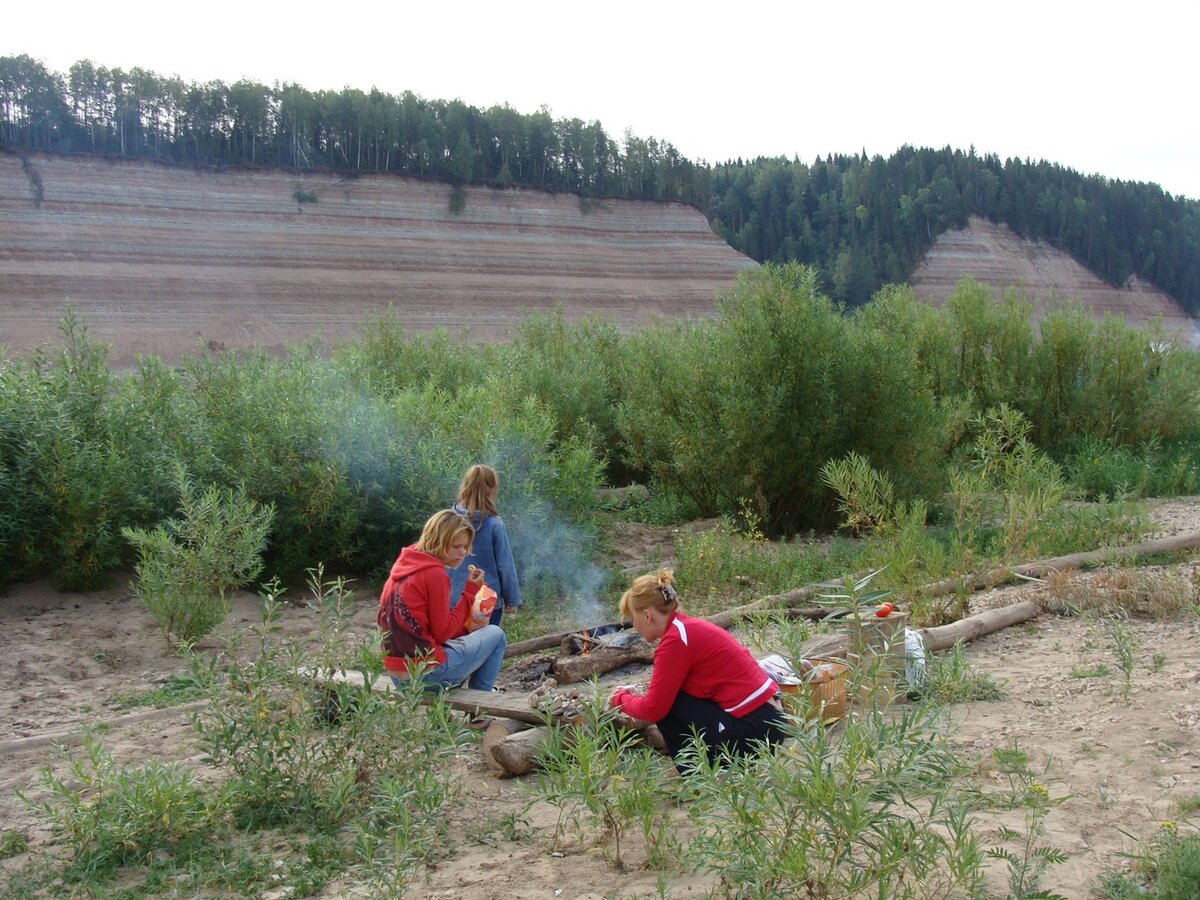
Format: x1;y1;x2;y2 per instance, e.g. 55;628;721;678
682;699;985;897
0;829;28;859
673;514;860;606
1095;827;1200;898
923;642;1007;703
1045;567;1193;619
1104;618;1140;698
531;692;678;870
123;466;274;647
21;733;219;880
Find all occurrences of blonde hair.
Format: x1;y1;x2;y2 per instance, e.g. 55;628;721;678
457;464;500;518
416;509;474;561
619;568;679;621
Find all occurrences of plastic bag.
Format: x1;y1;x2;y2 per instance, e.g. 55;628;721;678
904;627;928;697
466;583;497;632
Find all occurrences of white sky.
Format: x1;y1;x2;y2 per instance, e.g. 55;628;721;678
6;1;1199;199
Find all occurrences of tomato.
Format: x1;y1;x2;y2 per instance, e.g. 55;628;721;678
875;602;894;618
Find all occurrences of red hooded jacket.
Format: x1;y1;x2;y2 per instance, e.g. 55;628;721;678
380;545;479;678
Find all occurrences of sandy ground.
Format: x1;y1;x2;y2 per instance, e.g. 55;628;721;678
2;502;1200;898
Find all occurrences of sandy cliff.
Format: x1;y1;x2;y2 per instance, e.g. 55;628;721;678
909;215;1198;344
0;153;756;365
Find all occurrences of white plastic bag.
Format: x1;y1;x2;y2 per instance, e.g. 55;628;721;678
904;627;928;696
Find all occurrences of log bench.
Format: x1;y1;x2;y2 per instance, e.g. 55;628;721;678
301;667;661;776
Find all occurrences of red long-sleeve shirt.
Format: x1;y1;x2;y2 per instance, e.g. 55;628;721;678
610;611;778;722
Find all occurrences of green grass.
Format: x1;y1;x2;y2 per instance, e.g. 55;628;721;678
108;671;208;710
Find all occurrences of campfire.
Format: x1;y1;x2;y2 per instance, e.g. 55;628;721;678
561;623;639;656
550;623;654;683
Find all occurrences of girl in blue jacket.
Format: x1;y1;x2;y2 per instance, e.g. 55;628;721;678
447;465;522;626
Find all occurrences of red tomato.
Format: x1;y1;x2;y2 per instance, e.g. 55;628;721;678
875;602;894;618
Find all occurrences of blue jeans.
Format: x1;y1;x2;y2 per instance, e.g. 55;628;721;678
390;624;507;692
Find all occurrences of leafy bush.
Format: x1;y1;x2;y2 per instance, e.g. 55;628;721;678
683;702;985;897
673;516;858;605
531;694;677;870
22;735;217;878
617;264;950;534
190;576;465;834
924;642;1007;703
123;468;274;647
1063;434;1200;499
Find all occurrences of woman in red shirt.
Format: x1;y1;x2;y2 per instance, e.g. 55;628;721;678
609;568;788;770
378;509;506;692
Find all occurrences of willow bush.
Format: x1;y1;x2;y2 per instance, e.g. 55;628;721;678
617;263;951;534
3;277;1198;590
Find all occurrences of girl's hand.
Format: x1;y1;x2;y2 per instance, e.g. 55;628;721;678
466;565;484;586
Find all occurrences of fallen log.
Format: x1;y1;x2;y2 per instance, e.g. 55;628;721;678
917;531;1200;599
917;600;1040;652
797;599;1043;662
300;669;550;725
490;725;553;776
482;718;534;770
488;713;665;775
505;631;575;657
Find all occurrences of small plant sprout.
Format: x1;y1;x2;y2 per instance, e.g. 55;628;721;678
1104;617;1139;699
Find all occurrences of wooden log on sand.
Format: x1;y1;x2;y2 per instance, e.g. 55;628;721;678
482;718;534;771
798;600;1042;662
488;713;666;776
917;600;1040;653
490;725;553;776
918;531;1200;599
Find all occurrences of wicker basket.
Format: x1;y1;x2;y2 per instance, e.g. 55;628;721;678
779;657;849;723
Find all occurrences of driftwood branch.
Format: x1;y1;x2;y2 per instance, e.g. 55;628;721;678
917;531;1200;599
917;600;1040;653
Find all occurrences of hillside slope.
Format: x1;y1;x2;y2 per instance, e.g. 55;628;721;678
909;216;1199;345
0;153;756;366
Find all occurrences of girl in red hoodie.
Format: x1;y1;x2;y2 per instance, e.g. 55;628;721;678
379;509;506;691
608;568;788;769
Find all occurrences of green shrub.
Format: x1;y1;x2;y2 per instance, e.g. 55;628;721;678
617;264;950;535
22;734;218;878
924;642;1007;703
190;576;465;835
1095;828;1200;899
490;308;625;461
683;702;984;897
123;467;274;647
531;693;677;870
673;516;858;605
1063;434;1200;499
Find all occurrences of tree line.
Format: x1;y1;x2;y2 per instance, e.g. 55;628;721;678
2;54;1197;313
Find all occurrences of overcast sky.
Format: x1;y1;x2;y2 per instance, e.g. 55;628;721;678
7;1;1198;199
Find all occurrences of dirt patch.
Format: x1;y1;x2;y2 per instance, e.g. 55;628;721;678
3;504;1200;897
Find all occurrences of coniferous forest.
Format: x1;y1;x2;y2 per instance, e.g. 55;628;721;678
1;54;1198;312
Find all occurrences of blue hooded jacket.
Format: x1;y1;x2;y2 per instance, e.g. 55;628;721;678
447;502;523;611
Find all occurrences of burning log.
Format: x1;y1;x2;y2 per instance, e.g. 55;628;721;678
551;644;656;683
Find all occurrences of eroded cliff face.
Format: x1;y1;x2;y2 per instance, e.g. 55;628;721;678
0;152;757;365
909;216;1199;345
